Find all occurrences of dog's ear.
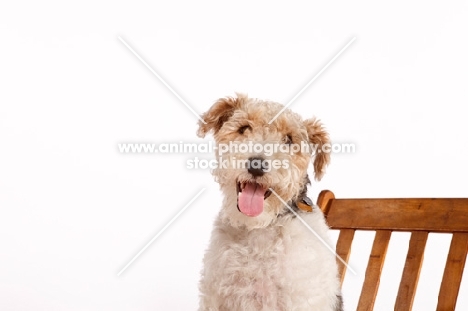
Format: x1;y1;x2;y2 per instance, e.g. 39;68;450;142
303;118;331;181
197;95;244;138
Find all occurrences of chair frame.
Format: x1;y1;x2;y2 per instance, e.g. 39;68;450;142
317;190;468;311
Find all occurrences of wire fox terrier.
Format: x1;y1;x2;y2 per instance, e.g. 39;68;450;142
197;94;343;311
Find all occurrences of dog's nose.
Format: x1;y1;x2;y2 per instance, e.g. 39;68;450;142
247;156;268;177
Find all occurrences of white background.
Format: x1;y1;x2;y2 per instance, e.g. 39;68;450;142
1;1;467;310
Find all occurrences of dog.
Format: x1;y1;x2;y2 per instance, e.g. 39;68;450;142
197;94;343;311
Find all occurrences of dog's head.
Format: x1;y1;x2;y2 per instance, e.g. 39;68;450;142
198;94;330;229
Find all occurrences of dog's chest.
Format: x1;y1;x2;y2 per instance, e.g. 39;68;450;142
233;225;286;258
223;226;290;294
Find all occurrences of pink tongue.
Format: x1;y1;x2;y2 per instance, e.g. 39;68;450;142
238;183;266;217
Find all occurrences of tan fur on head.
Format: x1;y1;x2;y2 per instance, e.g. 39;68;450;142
197;94;331;229
304;118;331;181
197;93;247;138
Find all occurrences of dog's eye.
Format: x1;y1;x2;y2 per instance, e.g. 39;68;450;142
238;125;251;134
283;134;293;145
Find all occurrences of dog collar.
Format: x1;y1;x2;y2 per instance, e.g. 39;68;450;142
279;195;315;218
297;196;314;212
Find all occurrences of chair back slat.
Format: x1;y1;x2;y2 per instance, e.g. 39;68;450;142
335;228;355;285
437;232;468;311
356;230;392;311
326;198;468;232
395;231;428;310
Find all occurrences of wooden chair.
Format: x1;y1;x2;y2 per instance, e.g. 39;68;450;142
317;190;468;311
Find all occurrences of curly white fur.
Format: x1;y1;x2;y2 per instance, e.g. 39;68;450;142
199;211;341;311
